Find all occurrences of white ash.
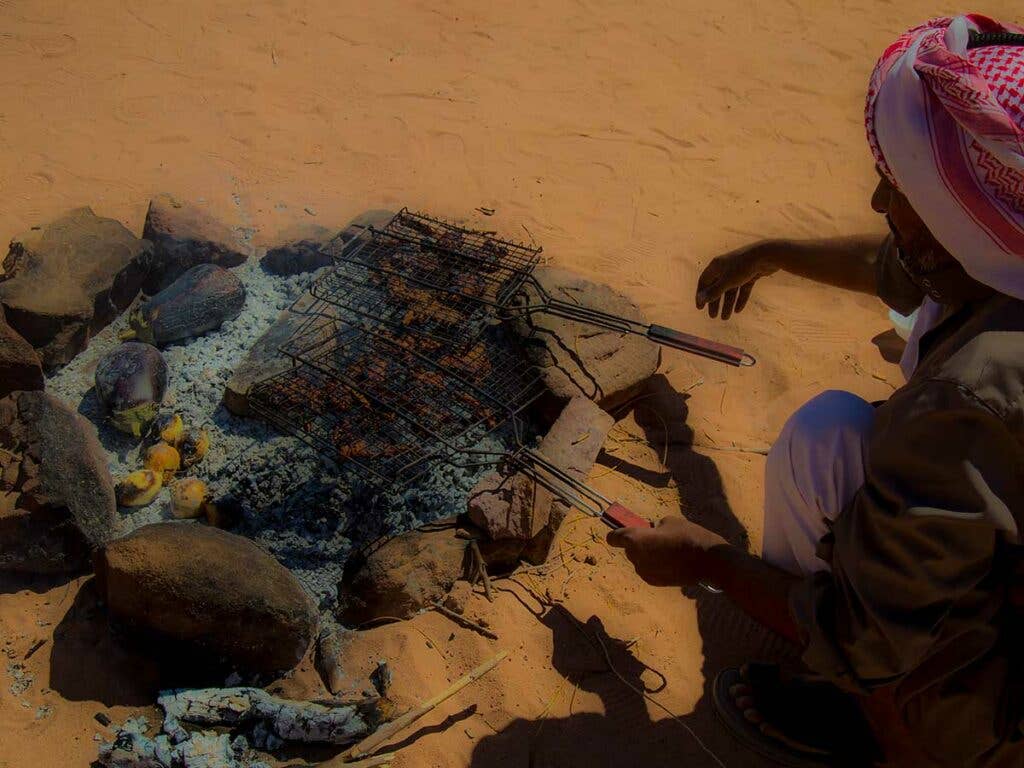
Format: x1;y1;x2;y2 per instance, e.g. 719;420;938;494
46;259;508;614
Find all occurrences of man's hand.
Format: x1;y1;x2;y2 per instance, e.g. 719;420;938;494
695;242;778;320
606;516;727;587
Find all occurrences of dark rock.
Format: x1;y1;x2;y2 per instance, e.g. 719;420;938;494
260;223;335;276
0;308;43;398
0;391;119;573
338;523;468;625
314;627;347;695
511;266;660;412
259;209;396;277
141;194;249;294
223;294;314;417
0;208;152;369
94;522;318;676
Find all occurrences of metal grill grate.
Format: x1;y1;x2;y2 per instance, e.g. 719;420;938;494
252;316;545;487
248;209;549;489
308;209;543;346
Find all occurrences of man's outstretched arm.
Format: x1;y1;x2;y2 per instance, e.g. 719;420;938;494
607;517;802;644
695;235;886;319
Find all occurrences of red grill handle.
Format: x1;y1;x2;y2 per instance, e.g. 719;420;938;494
646;324;753;367
601;502;652;530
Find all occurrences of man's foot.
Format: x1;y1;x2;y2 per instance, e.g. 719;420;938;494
713;663;878;767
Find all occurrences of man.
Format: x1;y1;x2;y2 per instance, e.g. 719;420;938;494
608;15;1024;767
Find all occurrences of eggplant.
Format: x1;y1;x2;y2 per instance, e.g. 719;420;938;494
95;342;169;436
122;263;246;347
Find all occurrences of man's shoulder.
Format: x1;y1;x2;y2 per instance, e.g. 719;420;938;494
924;295;1024;420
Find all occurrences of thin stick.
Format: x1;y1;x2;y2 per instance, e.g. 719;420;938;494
432;602;499;640
343;651;508;760
469;540;493;602
320;752;394;767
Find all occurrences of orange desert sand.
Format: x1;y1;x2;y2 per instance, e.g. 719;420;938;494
1;2;1017;767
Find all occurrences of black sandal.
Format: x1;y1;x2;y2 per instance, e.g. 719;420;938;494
713;663;878;767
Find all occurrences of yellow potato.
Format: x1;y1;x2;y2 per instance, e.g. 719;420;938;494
115;470;162;507
144;443;181;482
171;477;209;519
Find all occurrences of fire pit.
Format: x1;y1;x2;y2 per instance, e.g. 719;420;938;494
42;206;750;618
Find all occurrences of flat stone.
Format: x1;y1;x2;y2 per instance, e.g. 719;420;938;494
223;293;317;417
520;397;614;564
0;308;43;398
0;207;152;369
468;397;614;567
337;522;468;625
142;194;249;294
0;391;119;573
511;265;660;412
94;522;319;676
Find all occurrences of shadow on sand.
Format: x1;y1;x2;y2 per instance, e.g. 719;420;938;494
467;374;799;767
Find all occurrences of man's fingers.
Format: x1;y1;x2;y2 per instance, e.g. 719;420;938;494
707;296;721;319
735;281;755;314
720;288;739;320
695;278;718;310
606;527;630;548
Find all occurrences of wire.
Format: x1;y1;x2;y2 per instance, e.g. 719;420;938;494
589;629;728;768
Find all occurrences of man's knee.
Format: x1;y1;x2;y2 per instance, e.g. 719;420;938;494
763;390;875;573
772;390;876;457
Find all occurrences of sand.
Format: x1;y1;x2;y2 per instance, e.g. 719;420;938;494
2;1;1019;766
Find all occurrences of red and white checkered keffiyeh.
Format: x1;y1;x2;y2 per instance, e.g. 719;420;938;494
865;14;1024;300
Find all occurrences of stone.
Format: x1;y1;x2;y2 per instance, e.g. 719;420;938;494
0;391;119;574
338;522;468;625
511;265;660;412
94;522;318;676
466;471;542;542
260;222;335;276
314;627;347;695
259;209;396;276
521;396;615;565
142;194;249;294
468;397;614;568
0;308;43;398
442;580;474;615
223;294;314;417
0;207;152;369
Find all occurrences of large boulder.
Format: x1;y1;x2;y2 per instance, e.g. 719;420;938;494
338;522;468;625
0;308;43;398
142;194;249;294
472;397;614;568
0;391;119;574
0;207;152;369
511;266;660;412
94;522;318;676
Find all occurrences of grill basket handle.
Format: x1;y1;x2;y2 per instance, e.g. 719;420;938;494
646;324;754;367
601;502;653;530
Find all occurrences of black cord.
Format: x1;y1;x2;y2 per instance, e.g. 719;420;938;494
967;30;1024;49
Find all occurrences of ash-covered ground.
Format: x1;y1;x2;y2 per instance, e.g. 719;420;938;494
47;259;506;614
